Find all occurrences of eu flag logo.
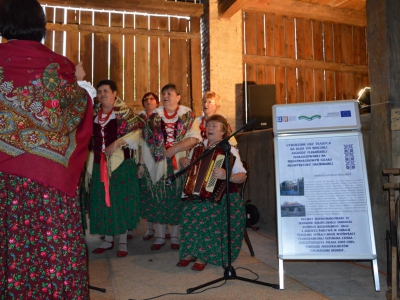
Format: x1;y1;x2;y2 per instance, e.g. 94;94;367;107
340;110;351;117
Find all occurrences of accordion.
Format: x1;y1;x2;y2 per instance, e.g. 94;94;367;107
183;144;235;203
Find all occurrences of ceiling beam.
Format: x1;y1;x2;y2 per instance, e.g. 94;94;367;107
39;0;204;18
219;0;366;27
244;54;368;74
218;0;247;19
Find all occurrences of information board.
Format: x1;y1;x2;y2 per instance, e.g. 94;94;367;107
272;101;379;291
273;100;360;134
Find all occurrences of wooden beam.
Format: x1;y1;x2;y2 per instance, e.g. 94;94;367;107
39;0;203;18
242;0;366;27
243;54;369;73
219;0;247;19
46;23;200;40
188;17;202;116
219;0;365;27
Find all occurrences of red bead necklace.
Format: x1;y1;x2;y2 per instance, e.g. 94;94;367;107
98;108;113;125
163;106;179;120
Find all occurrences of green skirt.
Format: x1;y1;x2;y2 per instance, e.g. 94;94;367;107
139;166;151;220
89;159;140;235
140;158;185;224
179;192;246;266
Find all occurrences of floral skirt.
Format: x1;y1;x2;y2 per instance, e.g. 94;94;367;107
89;159;140;235
0;171;88;299
139;166;151;220
179;192;246;266
140;158;185;224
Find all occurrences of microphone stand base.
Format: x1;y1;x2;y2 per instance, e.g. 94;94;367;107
186;264;279;294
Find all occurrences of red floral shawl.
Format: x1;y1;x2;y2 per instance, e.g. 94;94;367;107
0;40;93;196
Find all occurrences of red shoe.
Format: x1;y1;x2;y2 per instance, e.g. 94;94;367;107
143;229;155;240
170;236;179;250
191;262;207;271
117;243;128;257
151;238;165;250
117;250;128;257
92;241;114;254
176;258;196;267
165;233;171;239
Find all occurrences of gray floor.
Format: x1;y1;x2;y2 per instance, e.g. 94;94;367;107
87;220;332;300
243;226;387;300
86;218;387;299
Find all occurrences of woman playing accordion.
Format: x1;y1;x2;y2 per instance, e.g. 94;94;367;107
177;114;247;271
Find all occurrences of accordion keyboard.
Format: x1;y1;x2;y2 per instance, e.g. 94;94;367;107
205;154;225;192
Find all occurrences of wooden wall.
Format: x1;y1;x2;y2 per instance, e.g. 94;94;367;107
243;11;369;104
38;6;202;114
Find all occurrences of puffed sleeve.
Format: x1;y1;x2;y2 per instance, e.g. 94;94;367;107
231;147;246;174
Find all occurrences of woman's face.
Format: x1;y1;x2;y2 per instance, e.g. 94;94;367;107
143;94;158;114
206;120;225;143
97;85;117;110
202;98;218;117
162;88;180;113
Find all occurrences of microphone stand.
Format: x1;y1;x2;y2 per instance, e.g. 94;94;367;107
165;118;279;292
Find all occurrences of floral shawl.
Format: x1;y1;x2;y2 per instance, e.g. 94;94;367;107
142;107;196;162
141;105;201;184
92;97;141;140
0;63;88;166
0;40;93;196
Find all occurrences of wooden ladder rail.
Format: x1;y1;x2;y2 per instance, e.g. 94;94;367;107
383;168;400;300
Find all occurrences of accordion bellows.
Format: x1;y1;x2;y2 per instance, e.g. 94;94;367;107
183;144;235;203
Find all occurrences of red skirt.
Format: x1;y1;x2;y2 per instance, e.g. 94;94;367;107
0;171;88;299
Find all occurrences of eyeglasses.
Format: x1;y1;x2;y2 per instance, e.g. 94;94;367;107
144;96;155;101
206;124;220;129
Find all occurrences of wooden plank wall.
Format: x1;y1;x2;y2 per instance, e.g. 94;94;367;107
243;11;369;104
41;7;202;114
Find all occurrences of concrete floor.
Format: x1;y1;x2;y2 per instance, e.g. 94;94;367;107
85;218;388;300
242;226;387;300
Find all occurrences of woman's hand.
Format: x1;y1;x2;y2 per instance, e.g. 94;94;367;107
104;143;115;156
212;167;226;180
179;157;191;168
104;139;126;156
75;61;86;81
165;146;178;158
137;165;144;179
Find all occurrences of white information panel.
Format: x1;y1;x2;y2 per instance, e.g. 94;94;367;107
273;100;360;134
273;101;379;291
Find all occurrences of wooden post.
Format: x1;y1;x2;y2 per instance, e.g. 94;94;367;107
383;169;400;300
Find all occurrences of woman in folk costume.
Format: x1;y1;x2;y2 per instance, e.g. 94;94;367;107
198;91;237;146
177;114;247;271
138;92;159;120
0;0;94;298
138;92;171;240
87;79;141;258
138;83;201;250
